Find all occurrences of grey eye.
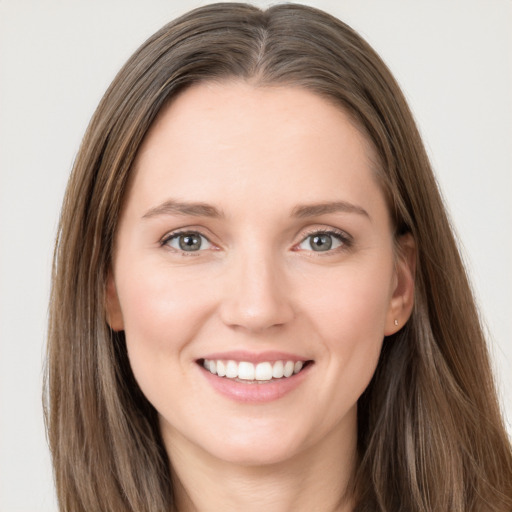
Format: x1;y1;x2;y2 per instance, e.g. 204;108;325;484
309;234;333;251
166;232;212;252
298;232;344;252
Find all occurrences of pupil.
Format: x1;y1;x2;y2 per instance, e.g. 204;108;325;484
179;234;201;251
312;234;332;251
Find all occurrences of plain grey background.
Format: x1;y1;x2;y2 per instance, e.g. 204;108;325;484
1;1;510;510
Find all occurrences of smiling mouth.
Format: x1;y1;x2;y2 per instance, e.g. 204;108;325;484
199;359;313;383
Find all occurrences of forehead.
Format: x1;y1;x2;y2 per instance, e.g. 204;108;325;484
127;81;386;220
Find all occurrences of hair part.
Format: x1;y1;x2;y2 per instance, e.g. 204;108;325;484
45;3;512;511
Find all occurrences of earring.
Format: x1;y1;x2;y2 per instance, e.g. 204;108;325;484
394;319;399;326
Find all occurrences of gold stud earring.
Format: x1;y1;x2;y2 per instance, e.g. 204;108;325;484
394;319;399;326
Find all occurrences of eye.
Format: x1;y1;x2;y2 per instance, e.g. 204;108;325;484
297;230;349;252
163;231;212;252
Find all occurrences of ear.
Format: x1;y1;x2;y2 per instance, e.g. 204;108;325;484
105;271;124;331
384;233;416;335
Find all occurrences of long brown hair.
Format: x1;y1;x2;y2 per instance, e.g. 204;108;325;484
45;3;512;511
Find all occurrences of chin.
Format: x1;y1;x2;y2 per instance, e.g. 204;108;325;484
163;414;310;467
206;436;305;467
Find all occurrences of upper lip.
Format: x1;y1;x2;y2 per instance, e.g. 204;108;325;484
199;350;311;364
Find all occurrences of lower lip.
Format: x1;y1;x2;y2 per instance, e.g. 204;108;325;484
199;363;312;403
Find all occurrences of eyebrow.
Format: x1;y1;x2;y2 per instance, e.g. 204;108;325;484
142;198;369;221
142;199;223;219
291;201;370;220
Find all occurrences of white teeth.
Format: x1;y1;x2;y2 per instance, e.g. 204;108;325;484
255;362;273;381
225;360;238;379
202;358;307;381
216;360;226;377
272;360;284;378
238;361;255;380
283;361;294;378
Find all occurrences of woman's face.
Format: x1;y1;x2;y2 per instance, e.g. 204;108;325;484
108;82;413;466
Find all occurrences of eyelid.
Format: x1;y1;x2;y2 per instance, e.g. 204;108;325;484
158;225;353;254
159;225;215;244
294;226;353;253
160;229;216;253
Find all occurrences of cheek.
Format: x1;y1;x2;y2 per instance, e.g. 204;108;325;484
304;260;394;339
115;264;216;381
301;261;393;392
120;262;210;332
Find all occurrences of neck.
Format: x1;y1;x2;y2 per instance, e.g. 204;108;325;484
164;420;357;512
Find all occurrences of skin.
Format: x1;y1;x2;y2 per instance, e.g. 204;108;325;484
107;81;415;512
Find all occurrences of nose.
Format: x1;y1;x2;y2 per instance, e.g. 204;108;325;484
218;250;295;333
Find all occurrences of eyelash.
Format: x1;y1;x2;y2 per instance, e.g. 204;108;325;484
160;227;353;255
295;227;353;254
160;230;214;255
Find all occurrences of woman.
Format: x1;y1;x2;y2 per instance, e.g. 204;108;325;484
45;3;512;511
